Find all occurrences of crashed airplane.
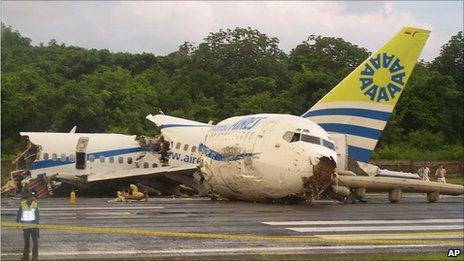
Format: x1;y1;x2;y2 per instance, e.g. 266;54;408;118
4;27;463;203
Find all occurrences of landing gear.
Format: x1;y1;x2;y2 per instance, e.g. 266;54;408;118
389;189;402;203
427;191;439;203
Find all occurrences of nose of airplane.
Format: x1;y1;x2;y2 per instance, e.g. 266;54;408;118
302;155;337;199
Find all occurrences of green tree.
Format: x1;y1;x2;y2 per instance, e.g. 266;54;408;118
431;31;463;89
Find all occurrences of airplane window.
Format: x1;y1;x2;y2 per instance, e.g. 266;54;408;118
52;153;57;161
291;133;301;142
100;156;105;163
323;139;336;151
43;153;49;160
60;154;67;161
109;156;114;163
143;162;149;168
191;146;197;153
183;144;189;151
89;155;95;162
118;156;123;164
283;132;301;143
69;154;75;162
152;163;158;168
127;157;133;164
170;141;174;147
282;132;293;142
301;134;320;145
176;142;181;149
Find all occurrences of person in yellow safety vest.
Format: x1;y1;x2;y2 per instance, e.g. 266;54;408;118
16;191;40;261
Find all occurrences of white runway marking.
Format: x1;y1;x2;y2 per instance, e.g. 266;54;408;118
0;244;444;257
287;225;463;233
1;206;164;211
315;234;463;240
263;218;464;226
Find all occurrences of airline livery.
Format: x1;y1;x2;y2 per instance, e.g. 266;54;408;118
7;27;463;203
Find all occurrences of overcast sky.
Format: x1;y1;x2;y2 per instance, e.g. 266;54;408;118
2;1;462;61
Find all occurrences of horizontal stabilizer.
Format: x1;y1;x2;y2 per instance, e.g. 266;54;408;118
146;114;213;129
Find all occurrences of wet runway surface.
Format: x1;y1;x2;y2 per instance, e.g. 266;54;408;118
1;194;463;260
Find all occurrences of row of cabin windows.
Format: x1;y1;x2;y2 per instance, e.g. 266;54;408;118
205;132;255;143
172;142;197;153
282;131;336;151
42;153;136;165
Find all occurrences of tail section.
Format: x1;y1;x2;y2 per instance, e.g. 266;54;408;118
302;27;430;162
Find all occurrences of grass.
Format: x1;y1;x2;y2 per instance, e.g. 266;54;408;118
446;176;464;185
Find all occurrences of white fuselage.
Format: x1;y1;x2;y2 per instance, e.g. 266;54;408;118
160;114;337;200
22;133;161;180
22;114;337;200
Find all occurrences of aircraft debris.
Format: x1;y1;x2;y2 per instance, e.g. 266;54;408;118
107;184;148;203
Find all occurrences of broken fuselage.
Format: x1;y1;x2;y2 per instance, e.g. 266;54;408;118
153;114;338;201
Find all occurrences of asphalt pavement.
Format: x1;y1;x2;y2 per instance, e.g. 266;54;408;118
1;194;463;260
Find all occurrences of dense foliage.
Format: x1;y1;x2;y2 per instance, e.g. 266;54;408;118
1;24;463;160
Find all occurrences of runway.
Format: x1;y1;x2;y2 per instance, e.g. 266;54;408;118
1;194;463;260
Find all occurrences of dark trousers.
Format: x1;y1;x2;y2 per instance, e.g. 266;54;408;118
22;228;39;261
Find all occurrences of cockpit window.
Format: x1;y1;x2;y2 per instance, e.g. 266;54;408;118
283;131;301;143
301;134;320;145
290;133;300;142
323;139;335;151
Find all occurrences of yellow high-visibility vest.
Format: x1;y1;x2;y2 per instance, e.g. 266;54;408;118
20;200;38;222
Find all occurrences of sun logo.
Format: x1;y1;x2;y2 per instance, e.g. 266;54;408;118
359;53;406;102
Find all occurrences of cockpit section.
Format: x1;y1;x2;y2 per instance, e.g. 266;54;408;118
282;129;335;151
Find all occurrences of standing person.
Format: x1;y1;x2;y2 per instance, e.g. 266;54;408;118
417;163;430;181
435;164;447;183
16;191;40;261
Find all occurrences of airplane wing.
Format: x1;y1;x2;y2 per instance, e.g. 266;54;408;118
83;164;197;183
55;164;204;195
334;174;463;203
338;175;463;195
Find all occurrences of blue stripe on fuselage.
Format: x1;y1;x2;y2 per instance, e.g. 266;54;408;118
30;147;145;170
303;108;391;121
198;143;255;161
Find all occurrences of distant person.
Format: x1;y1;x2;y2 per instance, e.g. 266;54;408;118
16;191;40;261
435;164;447;183
417;163;430;181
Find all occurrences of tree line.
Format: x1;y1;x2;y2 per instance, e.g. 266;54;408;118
1;24;463;160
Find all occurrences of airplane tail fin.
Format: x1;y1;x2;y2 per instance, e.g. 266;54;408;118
302;27;430;162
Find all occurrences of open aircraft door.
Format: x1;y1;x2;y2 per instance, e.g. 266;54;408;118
75;137;89;170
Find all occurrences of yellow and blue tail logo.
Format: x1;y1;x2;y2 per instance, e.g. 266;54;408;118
302;27;430;162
